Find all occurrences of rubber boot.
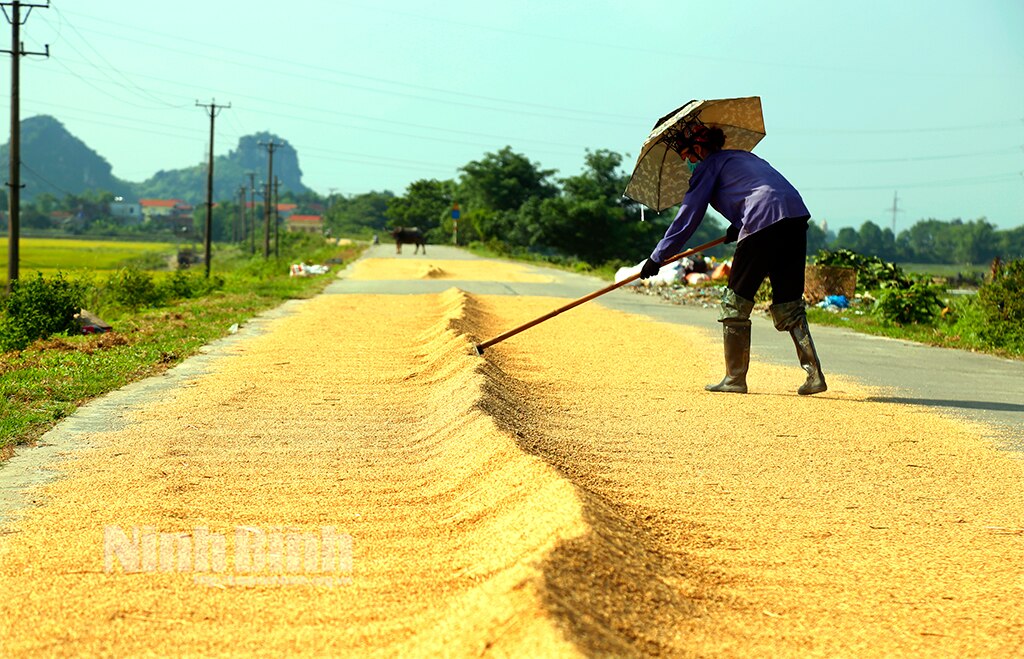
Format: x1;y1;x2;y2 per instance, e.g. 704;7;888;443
771;300;827;396
705;319;751;393
706;288;754;393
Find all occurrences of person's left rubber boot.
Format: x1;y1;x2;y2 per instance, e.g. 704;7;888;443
771;300;828;396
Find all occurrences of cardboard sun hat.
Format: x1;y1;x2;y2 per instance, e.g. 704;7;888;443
623;96;766;211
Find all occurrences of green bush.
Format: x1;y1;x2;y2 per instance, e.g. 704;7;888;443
157;270;224;301
872;281;944;325
103;267;162;309
0;273;85;351
815;249;912;291
975;258;1024;350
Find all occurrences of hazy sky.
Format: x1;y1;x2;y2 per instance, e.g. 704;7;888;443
5;0;1023;231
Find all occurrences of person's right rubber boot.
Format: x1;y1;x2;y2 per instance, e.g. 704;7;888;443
705;319;751;393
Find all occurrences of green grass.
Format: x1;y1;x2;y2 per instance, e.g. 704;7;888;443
0;240;364;453
898;262;989;278
0;236;180;279
806;299;1021;360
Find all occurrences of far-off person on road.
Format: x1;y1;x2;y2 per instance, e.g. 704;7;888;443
639;123;827;395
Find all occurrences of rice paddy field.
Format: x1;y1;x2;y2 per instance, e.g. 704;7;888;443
0;237;179;278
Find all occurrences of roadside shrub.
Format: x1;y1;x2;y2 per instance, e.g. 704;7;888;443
104;267;162;309
815;249;912;291
157;270;224;301
975;258;1024;350
0;273;85;351
872;281;944;325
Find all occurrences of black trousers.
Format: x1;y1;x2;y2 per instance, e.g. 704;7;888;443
728;216;809;304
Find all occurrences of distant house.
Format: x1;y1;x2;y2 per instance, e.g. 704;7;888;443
110;200;142;225
285;214;323;235
244;202;298;220
140;198;194;234
277;203;297;219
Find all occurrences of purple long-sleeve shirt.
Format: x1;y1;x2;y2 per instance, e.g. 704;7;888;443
650;150;810;263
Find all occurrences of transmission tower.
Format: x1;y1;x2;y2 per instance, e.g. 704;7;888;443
887;191;903;235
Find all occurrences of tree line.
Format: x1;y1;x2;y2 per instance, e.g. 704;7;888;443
4;146;1021;269
327;146;1022;268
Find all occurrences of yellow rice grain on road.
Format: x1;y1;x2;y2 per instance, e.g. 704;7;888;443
0;258;1021;657
345;258;554;282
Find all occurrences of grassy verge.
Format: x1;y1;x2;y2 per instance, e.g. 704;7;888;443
805;297;1022;360
0;242;364;455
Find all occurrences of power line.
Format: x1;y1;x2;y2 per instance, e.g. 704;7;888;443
33;5;189;110
19;159;73;195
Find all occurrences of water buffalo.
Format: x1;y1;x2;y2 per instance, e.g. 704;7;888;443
391;227;426;255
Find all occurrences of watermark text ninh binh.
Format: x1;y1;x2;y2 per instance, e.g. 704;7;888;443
104;526;353;587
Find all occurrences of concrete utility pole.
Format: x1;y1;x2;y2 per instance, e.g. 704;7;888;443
273;176;281;258
257;139;281;258
236;185;246;243
196;99;230;278
246;171;256;254
2;0;49;289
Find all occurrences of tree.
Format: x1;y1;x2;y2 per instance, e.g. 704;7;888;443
952;219;998;265
833;227;860;252
324;190;394;238
857;221;884;257
806;220;829;256
385;179;455;244
998;226;1024;260
458;146;557;243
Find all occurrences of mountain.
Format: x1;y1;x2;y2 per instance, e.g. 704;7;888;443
0;115;130;198
136;131;310;204
0;115;311;203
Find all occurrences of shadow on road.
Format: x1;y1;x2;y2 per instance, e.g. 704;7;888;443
865;396;1024;414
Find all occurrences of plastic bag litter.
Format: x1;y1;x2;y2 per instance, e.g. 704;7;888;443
817;294;850;312
615;260;683;286
290;263;330;277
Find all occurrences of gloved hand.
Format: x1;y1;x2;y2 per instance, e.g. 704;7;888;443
725;224;740;243
639;258;661;280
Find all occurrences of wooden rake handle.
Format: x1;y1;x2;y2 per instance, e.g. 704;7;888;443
473;235;728;355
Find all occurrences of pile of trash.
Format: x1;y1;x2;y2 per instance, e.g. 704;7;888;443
616;256;732;308
290;263;330;277
616;256;730;287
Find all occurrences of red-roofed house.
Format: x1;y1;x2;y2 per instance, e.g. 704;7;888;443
285;214;324;235
140;199;194;234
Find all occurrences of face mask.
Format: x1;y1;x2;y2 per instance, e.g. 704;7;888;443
687;159;699;175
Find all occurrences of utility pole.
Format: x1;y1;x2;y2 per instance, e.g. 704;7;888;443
2;0;49;289
246;171;256;254
236;185;246;244
196;99;230;278
273;176;281;258
257;139;281;258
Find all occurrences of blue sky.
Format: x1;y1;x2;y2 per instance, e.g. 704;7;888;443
5;0;1023;231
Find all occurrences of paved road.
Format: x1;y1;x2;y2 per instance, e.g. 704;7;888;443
337;244;1024;450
